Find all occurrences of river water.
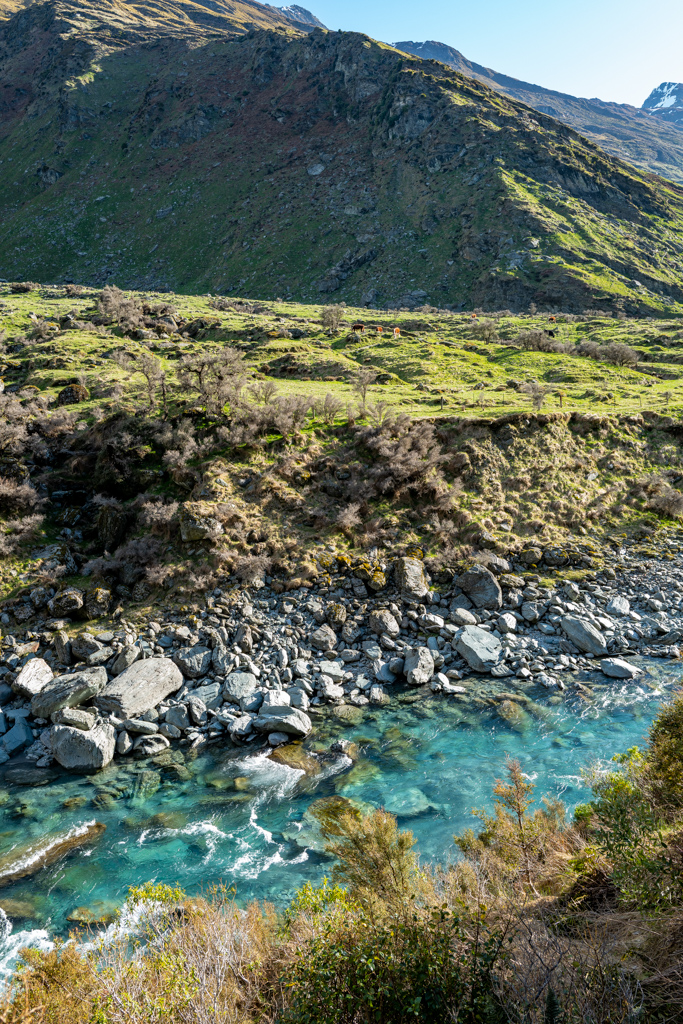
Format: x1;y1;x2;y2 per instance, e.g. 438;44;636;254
0;656;677;980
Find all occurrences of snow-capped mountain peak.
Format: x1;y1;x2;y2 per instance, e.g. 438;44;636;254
642;82;683;126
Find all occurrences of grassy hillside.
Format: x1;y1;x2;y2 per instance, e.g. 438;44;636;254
2;3;683;312
3;284;683;617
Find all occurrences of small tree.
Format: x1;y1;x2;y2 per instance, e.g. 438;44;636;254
472;318;499;343
520;381;553;412
321;304;344;333
318;392;344;425
353;367;377;410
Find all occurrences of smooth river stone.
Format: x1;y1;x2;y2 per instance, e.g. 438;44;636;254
94;658;183;718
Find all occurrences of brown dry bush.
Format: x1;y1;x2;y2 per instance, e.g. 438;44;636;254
0;479;40;513
9;282;37;293
0;514;44;557
356;415;446;500
98;285;143;328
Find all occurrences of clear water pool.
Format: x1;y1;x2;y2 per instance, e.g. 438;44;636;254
0;657;677;978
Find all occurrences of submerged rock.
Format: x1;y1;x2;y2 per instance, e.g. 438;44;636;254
0;821;106;886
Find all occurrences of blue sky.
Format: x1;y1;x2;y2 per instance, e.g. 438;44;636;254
304;0;682;107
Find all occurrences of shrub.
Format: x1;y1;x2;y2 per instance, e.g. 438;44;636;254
63;283;84;297
472;318;499;343
317;392;343;425
0;478;40;513
321;304;344;332
9;282;37;293
98;285;143;328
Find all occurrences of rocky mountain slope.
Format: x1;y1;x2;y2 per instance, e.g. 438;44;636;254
643;82;683;128
1;2;683;312
394;40;683;186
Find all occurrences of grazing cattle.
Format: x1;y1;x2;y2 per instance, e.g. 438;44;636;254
393;327;401;338
471;313;478;320
548;315;557;323
374;325;384;334
351;322;365;333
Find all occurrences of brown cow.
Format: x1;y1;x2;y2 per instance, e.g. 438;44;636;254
471;313;478;320
393;327;401;338
548;315;557;323
351;322;365;333
373;325;384;334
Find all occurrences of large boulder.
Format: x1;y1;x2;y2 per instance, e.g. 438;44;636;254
560;616;608;656
455;626;502;672
223;671;258;704
173;644;212;679
403;647;434;686
94;658;183;718
394;557;429;601
12;658;53;699
254;706;312;737
50;722;116;771
31;667;108;719
1;718;34;755
606;596;630;617
456;566;502;610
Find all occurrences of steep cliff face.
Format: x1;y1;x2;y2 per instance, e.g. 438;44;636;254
395;40;683;187
1;2;683;313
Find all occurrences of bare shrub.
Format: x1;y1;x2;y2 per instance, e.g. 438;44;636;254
356;415;446;500
336;502;362;534
137;499;179;539
64;283;84;297
178;347;248;417
317;392;343;425
352;367;377;409
98;285;143;328
0;478;40;513
603;342;639;367
649;486;683;518
249;381;278;405
520;382;553;412
321;304;344;333
0;514;44;557
233;554;272;584
9;282;37;293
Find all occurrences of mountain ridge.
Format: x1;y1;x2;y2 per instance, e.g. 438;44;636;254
0;1;683;314
394;39;683;186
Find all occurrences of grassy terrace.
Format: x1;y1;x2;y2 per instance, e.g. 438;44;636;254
3;285;683;419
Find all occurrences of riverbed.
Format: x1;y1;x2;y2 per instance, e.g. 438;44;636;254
0;656;677;980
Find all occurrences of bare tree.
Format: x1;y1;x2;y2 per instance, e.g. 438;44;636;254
520;382;553;412
178;347;248;417
321;304;344;333
353;367;377;410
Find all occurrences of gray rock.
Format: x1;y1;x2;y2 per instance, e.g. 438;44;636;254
560;616;608;656
53;630;71;665
133;734;170;757
394;556;429;600
449;607;477;626
291;658;311;678
85;646;113;667
262;689;290;708
318;659;345;682
51;707;96;731
32;667;108;719
362;640;382;659
497;613;517;634
318;677;344;701
600;657;642;679
94;658;183;718
369;684;390;705
123;718;159;735
116;730;133;755
164;704;191;731
403;647;434;686
254;706;312;737
289;688;310;711
48;588;84;617
192;681;222;709
13;658;53;699
159;722;182;740
419;612;445;632
211;643;234;675
456;566;502;610
455;626;502;672
71;634;102;661
368;610;400;637
51;722;116;770
521;601;542;623
1;718;34;755
111;646;140;676
309;624;337;650
223;671;258;704
187;697;208;726
450;594;474;613
228;714;254;738
173;644;212;679
606;596;630;617
268;732;289;746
